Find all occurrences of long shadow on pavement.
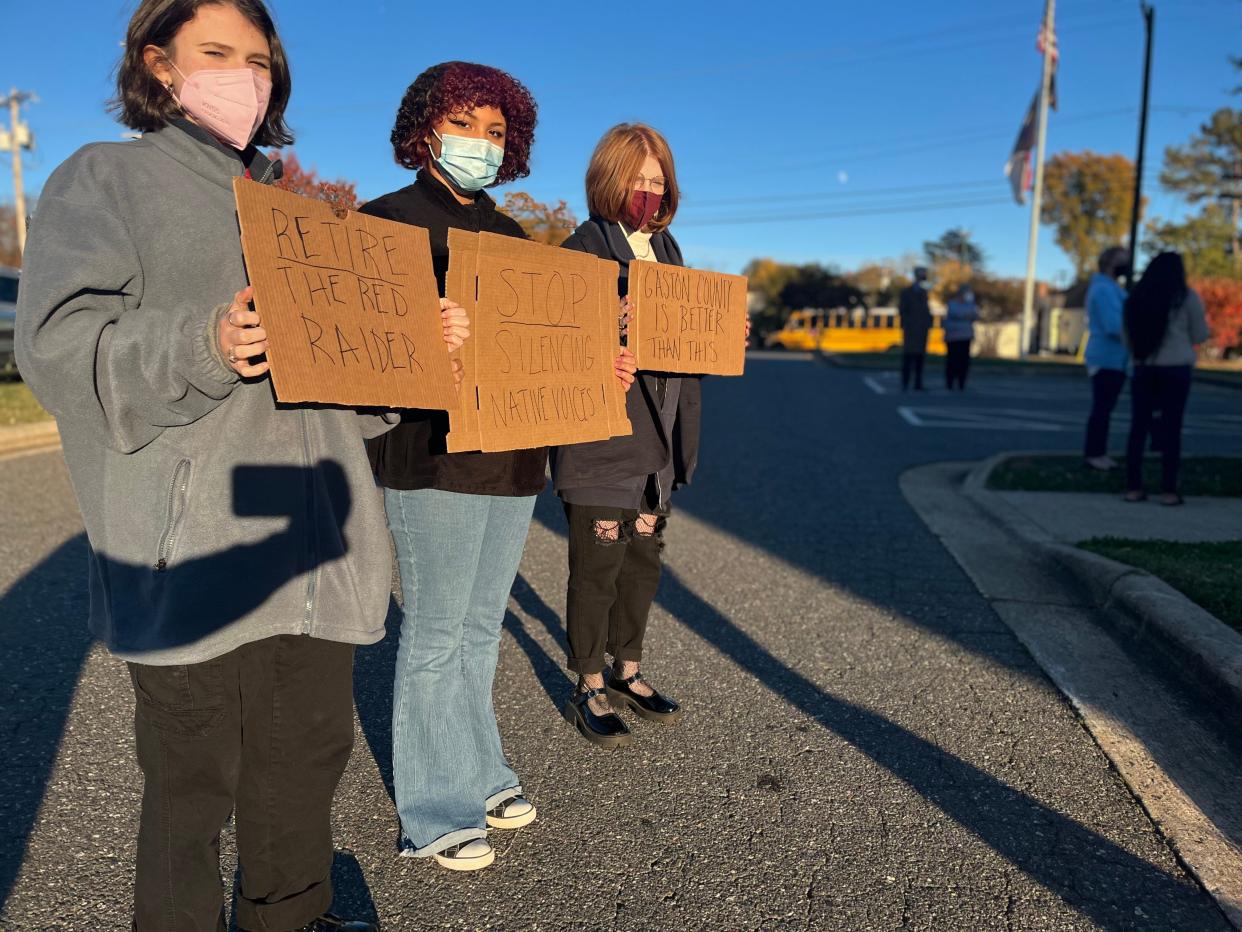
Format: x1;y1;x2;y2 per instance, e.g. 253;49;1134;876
0;535;94;912
353;597;402;808
653;562;1217;929
507;572;572;711
527;488;1223;930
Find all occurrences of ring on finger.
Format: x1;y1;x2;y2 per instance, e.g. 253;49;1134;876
228;348;238;364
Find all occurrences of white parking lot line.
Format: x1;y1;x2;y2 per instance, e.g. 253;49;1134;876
895;406;1240;435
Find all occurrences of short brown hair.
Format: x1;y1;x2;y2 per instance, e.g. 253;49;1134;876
112;0;293;147
585;124;679;234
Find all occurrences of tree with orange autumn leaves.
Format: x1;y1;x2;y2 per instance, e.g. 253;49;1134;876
1193;278;1242;357
269;151;361;213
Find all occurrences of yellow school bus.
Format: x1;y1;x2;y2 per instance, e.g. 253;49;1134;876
764;310;827;351
767;307;946;354
820;307;947;354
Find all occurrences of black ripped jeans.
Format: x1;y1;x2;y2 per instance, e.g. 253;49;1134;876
563;502;666;675
127;634;356;932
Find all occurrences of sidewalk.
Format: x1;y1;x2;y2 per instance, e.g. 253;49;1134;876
963;453;1242;722
991;489;1242;544
903;460;1242;928
0;420;59;458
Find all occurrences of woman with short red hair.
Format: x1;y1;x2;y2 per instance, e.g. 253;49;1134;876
553;124;693;748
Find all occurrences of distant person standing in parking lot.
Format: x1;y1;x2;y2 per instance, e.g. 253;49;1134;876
1082;246;1131;471
1122;252;1210;506
899;267;933;391
943;284;979;391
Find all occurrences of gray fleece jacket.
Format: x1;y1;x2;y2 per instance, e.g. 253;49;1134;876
16;125;396;665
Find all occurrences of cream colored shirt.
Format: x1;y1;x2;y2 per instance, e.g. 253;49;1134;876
624;225;656;262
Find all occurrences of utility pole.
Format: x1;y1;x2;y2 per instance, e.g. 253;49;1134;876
1020;0;1056;359
1;89;35;258
1125;4;1155;289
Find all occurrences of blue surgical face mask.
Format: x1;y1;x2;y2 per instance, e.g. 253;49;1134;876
432;130;504;192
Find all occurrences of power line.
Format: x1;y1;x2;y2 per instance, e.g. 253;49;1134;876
676;195;1016;228
684;170;1162;211
689;179;1006;209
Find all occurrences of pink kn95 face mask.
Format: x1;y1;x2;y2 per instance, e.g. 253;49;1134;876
171;63;272;150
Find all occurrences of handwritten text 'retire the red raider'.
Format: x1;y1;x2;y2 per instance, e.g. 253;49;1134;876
233;179;457;411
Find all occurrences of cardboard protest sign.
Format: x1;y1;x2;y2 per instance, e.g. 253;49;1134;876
445;230;632;453
629;260;748;376
233;178;458;411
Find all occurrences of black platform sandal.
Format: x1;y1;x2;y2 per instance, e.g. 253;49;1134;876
606;671;683;724
563;687;633;749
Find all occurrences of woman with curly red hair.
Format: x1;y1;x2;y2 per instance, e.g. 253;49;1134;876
360;62;636;871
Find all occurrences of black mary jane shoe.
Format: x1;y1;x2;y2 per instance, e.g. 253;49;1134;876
606;672;683;724
563;687;633;749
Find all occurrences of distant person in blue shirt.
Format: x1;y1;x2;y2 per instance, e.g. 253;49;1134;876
1082;246;1131;470
943;284;980;390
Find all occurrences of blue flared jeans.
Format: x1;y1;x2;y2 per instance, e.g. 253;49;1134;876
385;487;536;856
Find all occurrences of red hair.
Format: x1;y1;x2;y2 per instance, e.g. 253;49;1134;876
390;61;537;185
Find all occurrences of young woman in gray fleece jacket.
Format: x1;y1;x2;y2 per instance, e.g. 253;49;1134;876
14;2;464;930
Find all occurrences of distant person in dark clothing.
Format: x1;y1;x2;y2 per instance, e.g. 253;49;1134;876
1122;252;1210;506
944;284;979;390
899;267;933;391
1082;246;1131;471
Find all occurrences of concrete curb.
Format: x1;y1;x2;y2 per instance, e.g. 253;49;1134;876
965;452;1242;722
0;419;60;457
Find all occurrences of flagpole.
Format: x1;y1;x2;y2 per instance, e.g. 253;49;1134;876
1125;3;1155;290
1020;0;1056;359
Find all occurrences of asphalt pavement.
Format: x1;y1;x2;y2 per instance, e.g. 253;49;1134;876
2;353;1240;930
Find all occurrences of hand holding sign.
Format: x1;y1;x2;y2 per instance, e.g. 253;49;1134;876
614;346;637;392
440;298;470;352
217;286;270;378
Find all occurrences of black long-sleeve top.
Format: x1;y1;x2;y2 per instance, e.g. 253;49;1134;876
359;171;548;496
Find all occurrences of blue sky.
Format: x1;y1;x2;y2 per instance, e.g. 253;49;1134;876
4;0;1240;283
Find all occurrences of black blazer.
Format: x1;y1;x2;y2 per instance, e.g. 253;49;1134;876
550;216;702;495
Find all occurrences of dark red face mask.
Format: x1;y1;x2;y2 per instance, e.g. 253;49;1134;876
623;190;662;231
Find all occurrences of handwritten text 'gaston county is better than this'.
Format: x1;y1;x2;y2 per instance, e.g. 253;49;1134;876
639;265;734;365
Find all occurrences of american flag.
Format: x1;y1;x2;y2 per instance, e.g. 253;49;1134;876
1037;0;1060;110
1005;0;1059;204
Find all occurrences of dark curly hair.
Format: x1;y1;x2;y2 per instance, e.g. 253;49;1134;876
390;61;537;186
112;0;293;147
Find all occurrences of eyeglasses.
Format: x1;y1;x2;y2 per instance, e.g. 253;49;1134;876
633;175;667;195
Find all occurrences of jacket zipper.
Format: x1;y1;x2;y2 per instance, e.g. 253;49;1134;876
299;410;317;634
155;459;192;572
256;161;277;185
